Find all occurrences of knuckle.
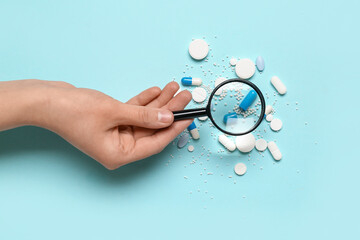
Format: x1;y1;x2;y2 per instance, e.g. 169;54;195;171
138;109;151;123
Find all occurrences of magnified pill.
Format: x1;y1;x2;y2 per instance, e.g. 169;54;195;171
177;133;189;148
192;87;207;103
270;118;283;131
198;116;208;121
188;121;200;140
239;90;257;111
234;163;247;176
218;134;236;152
256;56;265;72
235;133;256;153
235;58;256;79
189;39;209;60
223;112;237;124
255;139;267;151
268;141;282;160
271;76;287;95
181;77;202;86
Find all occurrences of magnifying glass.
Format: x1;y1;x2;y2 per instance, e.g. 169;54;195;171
173;78;266;136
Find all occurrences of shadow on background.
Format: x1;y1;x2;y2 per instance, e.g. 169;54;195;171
0;126;165;185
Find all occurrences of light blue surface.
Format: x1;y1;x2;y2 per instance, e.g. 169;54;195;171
0;0;359;239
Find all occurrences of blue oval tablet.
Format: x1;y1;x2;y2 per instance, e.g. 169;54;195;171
256;56;265;72
177;133;190;148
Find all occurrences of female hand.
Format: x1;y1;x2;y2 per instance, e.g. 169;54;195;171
0;80;192;169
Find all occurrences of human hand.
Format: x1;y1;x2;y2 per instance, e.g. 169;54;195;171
0;80;192;169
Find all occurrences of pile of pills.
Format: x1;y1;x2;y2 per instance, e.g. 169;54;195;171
175;37;289;179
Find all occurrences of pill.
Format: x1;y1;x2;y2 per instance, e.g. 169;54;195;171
235;133;255;153
255;56;265;72
198;116;208;121
181;77;202;86
270;118;283;131
271;76;287;95
188;121;200;140
223;112;238;124
266;114;274;122
268;141;282;160
214;77;227;95
229;58;238;66
235;58;256;79
188;39;209;60
218;134;236;152
234;163;247;176
192;87;207;103
177;133;189;148
188;145;195;152
255;139;267;151
239;90;257;111
265;105;273;115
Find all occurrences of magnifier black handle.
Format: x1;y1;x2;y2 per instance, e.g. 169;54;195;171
173;108;207;121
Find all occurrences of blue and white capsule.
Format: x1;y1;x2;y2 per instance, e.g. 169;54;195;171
239;90;257;111
223;112;238;125
181;77;202;86
187;121;200;140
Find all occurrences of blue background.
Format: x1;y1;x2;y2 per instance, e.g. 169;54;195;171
0;0;359;239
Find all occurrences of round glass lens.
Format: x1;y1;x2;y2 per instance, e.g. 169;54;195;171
209;81;264;135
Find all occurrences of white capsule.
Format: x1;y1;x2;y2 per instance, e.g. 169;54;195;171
271;76;287;95
189;129;200;140
235;133;255;153
218;134;236;152
265;105;273;115
268;141;282;160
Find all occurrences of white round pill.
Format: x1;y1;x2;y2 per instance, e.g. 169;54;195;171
270;119;283;131
188;145;194;152
214;77;227;95
266;114;274;122
235;133;255;153
198;116;208;121
188;39;209;60
229;58;237;66
255;139;268;151
234;163;247;176
235;58;256;79
192;87;207;103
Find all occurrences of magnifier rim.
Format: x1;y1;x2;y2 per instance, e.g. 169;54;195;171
206;78;266;136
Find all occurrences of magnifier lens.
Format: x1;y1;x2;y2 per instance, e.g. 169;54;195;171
210;81;263;135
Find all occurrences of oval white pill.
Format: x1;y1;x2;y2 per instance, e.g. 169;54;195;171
192;87;207;103
188;145;194;152
218;134;236;152
270;118;283;131
255;139;267;151
188;39;209;60
271;76;287;95
229;58;237;66
268;141;282;160
214;77;227;95
235;58;256;79
198;116;208;121
265;105;273;115
235;133;255;153
234;163;247;176
266;114;274;122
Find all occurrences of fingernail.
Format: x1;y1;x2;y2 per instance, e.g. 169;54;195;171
158;111;173;123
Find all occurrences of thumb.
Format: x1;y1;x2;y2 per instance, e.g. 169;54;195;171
116;103;174;129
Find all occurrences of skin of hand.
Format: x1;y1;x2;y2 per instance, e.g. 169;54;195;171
0;79;193;169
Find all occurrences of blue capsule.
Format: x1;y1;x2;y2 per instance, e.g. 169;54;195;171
239;90;257;111
223;112;238;124
256;56;265;72
181;77;202;86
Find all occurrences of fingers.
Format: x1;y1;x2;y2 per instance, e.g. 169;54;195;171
126;86;161;106
116;103;174;129
146;82;179;108
129;90;193;160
